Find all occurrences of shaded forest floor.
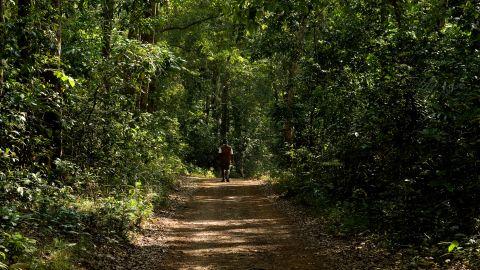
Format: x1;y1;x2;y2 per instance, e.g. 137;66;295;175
92;177;469;270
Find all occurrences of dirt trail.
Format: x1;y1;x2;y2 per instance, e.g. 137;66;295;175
122;177;418;270
96;177;425;269
145;177;328;270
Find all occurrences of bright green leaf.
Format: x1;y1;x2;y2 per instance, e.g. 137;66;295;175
448;240;459;252
68;77;76;87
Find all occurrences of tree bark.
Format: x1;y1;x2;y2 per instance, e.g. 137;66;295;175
127;0;139;39
53;0;63;158
283;15;307;145
283;61;296;144
220;81;229;142
83;0;114;156
101;0;114;59
17;0;31;68
214;72;222;139
139;1;158;111
0;0;5;94
388;0;402;27
141;1;157;43
0;0;4;26
101;0;114;96
53;0;62;67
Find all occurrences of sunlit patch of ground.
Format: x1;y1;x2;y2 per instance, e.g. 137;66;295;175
122;177;467;270
157;178;329;270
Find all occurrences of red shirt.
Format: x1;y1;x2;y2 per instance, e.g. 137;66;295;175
218;144;233;167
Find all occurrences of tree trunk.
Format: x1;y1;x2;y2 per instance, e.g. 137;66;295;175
214;73;222;139
283;59;297;144
0;0;5;95
0;0;4;28
127;0;139;39
101;0;114;95
283;18;306;145
473;27;480;50
139;1;158;111
53;0;62;67
53;0;63;158
141;1;157;43
388;0;402;27
220;81;229;141
83;0;114;158
17;0;31;69
102;0;114;59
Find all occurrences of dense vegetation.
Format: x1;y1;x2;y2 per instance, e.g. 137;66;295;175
1;0;478;268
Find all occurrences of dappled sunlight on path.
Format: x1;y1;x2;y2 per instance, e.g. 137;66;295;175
160;178;328;270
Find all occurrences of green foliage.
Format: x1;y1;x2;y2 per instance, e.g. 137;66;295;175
0;233;37;264
219;3;480;268
0;181;158;268
0;0;189;267
248;0;479;247
186;165;216;178
1;0;478;267
85;182;154;239
0;206;21;230
53;71;76;88
35;238;77;270
448;240;459;253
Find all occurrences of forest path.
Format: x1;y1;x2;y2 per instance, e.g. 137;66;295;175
129;177;331;269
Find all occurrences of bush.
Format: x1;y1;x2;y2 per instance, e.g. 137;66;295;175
80;181;154;240
0;232;37;265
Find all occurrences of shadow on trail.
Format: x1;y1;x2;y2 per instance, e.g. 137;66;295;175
132;178;329;270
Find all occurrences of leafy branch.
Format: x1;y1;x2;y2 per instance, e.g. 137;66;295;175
158;14;221;33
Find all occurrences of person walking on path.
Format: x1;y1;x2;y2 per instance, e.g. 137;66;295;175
218;139;234;182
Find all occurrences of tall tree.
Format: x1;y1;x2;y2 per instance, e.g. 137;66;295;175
283;7;309;146
101;0;114;97
220;80;230;142
0;0;5;94
53;0;62;67
141;0;157;44
0;0;3;28
139;0;158;111
17;0;31;70
101;0;114;59
53;0;63;158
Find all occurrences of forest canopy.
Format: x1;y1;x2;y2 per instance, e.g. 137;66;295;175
0;0;479;268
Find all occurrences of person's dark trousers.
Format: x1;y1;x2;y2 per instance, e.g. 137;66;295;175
221;167;230;182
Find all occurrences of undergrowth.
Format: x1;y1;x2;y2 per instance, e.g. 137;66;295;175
0;177;175;269
271;174;480;269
